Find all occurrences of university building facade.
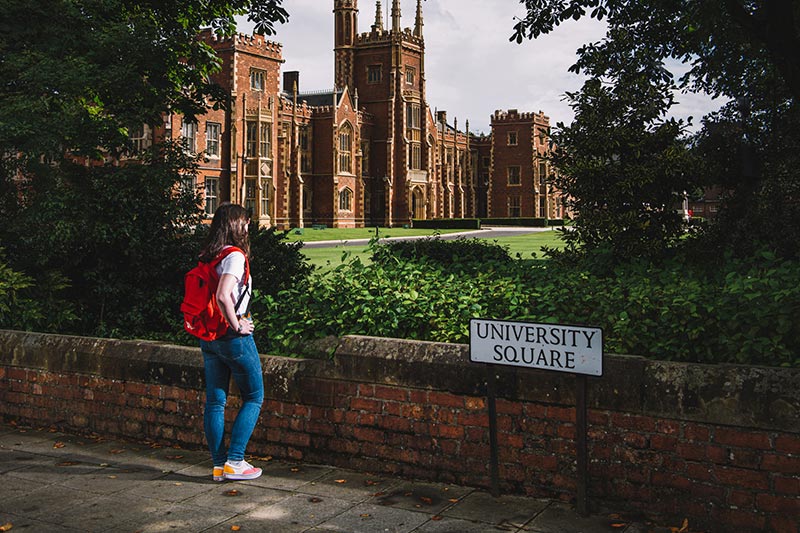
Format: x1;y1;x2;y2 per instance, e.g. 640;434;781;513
156;1;566;228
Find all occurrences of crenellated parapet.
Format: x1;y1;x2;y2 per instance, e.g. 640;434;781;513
357;29;424;47
491;108;550;125
199;29;283;60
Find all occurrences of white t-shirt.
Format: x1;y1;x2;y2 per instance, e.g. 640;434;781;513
215;247;252;316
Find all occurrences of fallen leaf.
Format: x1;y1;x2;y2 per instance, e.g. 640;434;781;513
253;455;273;462
448;498;459;503
56;461;79;466
431;516;443;521
611;524;627;529
224;489;240;497
110;449;125;454
230;526;241;531
174;482;183;486
360;514;371;518
419;496;433;505
165;455;183;460
335;479;347;484
0;522;12;531
364;479;379;486
53;442;65;449
108;475;118;479
308;497;322;503
373;491;386;497
609;514;621;519
290;467;300;472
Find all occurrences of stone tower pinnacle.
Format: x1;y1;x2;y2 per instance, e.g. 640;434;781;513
372;1;384;32
391;0;400;32
414;0;423;38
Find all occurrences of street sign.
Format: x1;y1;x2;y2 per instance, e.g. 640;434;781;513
469;318;603;376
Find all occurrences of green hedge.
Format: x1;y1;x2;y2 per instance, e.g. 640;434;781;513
480;217;548;227
411;218;481;230
255;244;800;367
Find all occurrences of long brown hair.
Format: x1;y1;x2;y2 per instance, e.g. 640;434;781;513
200;202;250;262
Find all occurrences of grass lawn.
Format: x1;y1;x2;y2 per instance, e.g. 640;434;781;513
299;228;567;271
282;226;465;243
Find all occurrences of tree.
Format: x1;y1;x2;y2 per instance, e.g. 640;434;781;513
0;0;291;338
513;0;800;259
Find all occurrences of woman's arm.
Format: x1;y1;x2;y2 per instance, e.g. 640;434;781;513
216;274;254;335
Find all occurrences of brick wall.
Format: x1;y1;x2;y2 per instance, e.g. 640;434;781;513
1;331;797;532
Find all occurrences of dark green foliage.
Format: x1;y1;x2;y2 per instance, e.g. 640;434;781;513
479;218;549;227
411;218;481;230
371;237;512;270
256;240;800;367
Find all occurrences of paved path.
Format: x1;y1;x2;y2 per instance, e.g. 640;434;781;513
0;422;659;532
300;226;556;248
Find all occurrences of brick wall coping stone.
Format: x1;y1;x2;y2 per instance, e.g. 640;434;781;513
1;329;798;433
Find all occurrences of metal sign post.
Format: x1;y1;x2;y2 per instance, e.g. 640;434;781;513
470;318;602;516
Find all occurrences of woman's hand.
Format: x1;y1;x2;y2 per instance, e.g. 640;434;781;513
237;318;254;336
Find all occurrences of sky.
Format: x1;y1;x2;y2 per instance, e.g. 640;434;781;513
238;0;724;135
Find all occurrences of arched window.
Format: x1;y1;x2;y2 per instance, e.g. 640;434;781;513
338;123;353;174
339;187;353;211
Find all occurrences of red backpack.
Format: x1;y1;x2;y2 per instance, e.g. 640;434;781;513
181;247;250;341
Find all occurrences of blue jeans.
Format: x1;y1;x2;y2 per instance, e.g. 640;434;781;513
200;334;264;465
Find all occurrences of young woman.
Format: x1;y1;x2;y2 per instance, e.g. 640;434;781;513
199;203;263;481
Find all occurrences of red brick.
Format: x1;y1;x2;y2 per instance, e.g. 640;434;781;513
588;411;609;426
465;397;485;410
774;475;800;495
756;493;800;513
622;432;648;449
521;452;557;471
498;433;523;448
465;427;486;442
409;390;427;404
656;420;681;435
350;397;382;413
460;413;489;427
373;385;407;402
428;392;463;408
684;423;711;442
775;434;800;454
495;399;522;415
548;406;575;422
523;403;547;418
717;466;770;490
378;416;412;433
686;462;715;482
762;454;800;474
714;427;771;450
610;413;655;432
717;509;766;531
357;384;374;396
651;434;678;451
432;424;465;439
768;514;800;533
728;489;755;509
353;426;384;443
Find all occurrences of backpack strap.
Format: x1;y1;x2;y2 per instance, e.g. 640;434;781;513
210;247;250;314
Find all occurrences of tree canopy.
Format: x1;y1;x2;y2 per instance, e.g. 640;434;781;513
512;0;800;260
0;0;291;338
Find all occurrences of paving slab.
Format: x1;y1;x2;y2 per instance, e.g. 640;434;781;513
442;490;550;527
316;501;431;533
371;480;473;514
246;492;354;528
299;468;402;503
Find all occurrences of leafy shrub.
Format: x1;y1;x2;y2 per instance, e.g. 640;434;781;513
371;236;513;270
480;217;548;227
255;240;799;367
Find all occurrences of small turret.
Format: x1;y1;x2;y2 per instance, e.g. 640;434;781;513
371;1;384;32
413;0;423;38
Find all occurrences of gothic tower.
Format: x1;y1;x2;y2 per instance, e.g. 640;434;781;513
334;0;358;90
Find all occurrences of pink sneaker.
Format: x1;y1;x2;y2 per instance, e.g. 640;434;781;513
223;460;262;480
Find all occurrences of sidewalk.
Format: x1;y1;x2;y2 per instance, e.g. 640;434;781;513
0;422;652;532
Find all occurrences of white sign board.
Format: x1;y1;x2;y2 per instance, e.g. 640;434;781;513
470;319;603;376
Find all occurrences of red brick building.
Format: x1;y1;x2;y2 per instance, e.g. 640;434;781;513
153;1;566;228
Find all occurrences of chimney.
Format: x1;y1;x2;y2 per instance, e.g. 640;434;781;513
283;71;300;94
